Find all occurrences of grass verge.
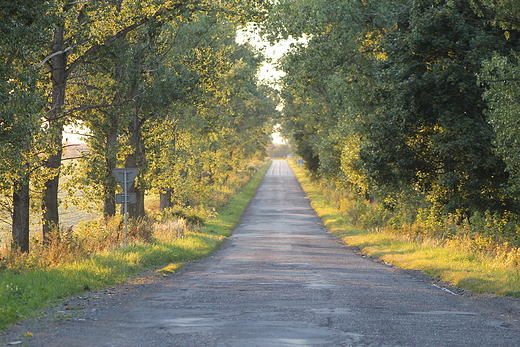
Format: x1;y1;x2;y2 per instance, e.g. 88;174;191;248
289;161;520;297
0;161;271;332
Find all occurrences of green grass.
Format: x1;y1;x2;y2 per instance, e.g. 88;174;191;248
203;161;269;237
289;161;520;297
0;160;271;332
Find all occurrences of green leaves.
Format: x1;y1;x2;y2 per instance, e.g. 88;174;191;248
266;0;520;219
0;0;276;249
480;52;520;196
469;0;520;29
362;0;511;215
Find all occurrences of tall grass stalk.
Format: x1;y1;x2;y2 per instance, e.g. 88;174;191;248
289;161;520;297
0;160;271;332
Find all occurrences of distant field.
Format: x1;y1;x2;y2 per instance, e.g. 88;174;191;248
1;158;101;247
0;197;99;247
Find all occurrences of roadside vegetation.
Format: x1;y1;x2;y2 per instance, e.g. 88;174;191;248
1;0;277;335
290;161;520;297
265;1;520;298
0;160;270;332
0;1;276;254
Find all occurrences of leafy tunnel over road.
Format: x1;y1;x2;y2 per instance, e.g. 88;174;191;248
2;160;520;346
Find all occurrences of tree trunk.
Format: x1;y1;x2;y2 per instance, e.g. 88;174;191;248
103;36;126;218
125;47;146;219
42;23;67;243
12;174;30;253
160;188;172;210
103;110;120;217
103;183;116;217
125;109;146;219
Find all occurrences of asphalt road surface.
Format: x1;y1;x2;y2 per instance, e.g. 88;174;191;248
3;160;520;346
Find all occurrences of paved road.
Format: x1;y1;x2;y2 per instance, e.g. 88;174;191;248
3;160;520;346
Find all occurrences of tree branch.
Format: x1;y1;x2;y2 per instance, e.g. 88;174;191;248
470;0;496;18
66;2;190;75
38;46;74;68
62;156;86;161
470;0;520;27
481;78;520;83
63;103;119;116
67;1;95;4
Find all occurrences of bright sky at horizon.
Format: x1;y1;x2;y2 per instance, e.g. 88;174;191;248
236;27;305;145
235;26;305;85
271;132;286;144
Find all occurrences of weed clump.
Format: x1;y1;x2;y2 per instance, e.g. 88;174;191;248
0;214;189;272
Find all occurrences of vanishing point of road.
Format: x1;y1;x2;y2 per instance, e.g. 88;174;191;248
3;160;520;346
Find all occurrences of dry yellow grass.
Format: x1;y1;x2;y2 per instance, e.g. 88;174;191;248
289;160;520;297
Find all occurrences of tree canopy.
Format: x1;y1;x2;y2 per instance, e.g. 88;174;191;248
265;0;520;226
7;0;520;251
0;0;276;252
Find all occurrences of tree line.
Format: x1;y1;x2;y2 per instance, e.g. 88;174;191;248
266;0;520;240
0;0;277;252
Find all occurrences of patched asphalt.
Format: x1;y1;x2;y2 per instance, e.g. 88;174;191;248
2;160;520;346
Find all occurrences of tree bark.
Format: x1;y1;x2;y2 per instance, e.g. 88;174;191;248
103;109;120;217
42;23;67;243
125;108;146;219
124;47;146;219
160;188;172;210
158;120;178;211
12;174;30;253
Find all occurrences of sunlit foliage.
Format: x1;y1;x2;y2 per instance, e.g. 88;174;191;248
266;0;520;242
0;0;276;252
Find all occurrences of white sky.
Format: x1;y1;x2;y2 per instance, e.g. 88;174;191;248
235;26;300;85
271;131;286;144
63;126;86;144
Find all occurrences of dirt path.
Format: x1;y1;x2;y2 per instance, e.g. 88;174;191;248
2;160;520;346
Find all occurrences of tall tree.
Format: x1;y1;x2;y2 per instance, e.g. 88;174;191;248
62;6;274;218
360;0;515;216
39;0;203;238
264;0;381;178
266;0;520;219
0;0;50;251
471;1;520;201
1;0;273;248
480;52;520;198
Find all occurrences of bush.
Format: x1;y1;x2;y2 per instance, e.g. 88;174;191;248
156;206;213;227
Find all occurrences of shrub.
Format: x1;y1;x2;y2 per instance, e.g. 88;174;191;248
156;206;213;227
